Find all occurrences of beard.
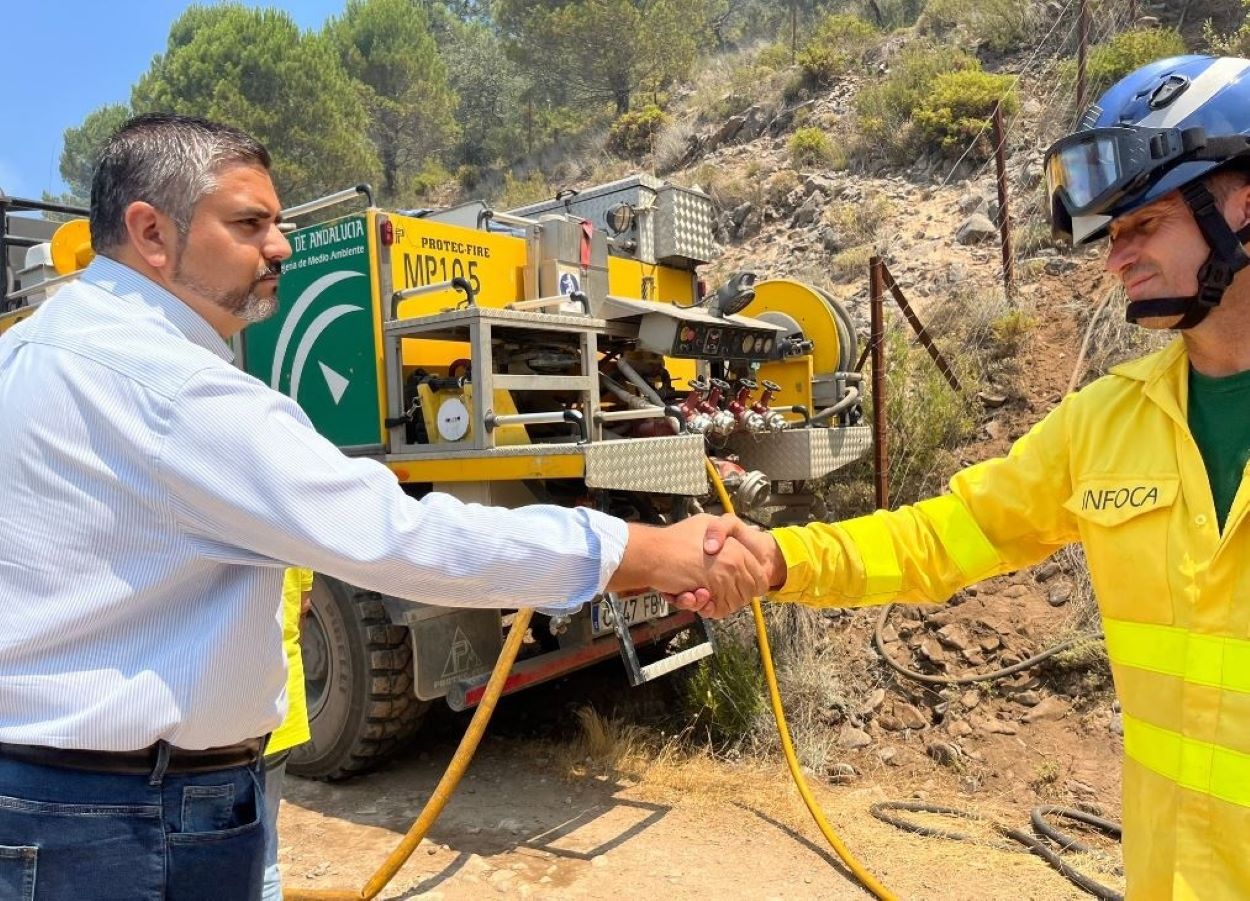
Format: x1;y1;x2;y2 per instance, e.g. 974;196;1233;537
173;258;280;324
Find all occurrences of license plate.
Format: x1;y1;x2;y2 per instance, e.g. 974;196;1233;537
591;591;669;636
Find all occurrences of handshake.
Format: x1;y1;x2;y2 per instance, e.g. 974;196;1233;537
608;514;786;620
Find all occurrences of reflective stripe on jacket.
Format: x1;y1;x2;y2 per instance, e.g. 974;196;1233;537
772;338;1250;899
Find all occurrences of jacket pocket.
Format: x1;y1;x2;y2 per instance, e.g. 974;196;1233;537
1065;476;1179;624
0;845;37;901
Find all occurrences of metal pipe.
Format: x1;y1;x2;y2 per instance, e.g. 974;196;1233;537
870;256;889;509
614;357;666;407
280;184;374;220
389;276;474;320
476;209;538;231
5;271;81;301
992;105;1016;299
485;409;588;443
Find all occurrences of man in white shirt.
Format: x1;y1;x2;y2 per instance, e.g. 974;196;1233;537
0;112;766;900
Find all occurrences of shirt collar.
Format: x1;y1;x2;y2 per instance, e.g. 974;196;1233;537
83;256;235;362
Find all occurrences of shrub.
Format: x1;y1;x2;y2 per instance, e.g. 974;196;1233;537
789;127;835;167
1206;2;1250;56
854;42;977;155
755;42;793;72
912;69;1018;157
919;0;1035;53
1070;28;1187;99
681;628;765;746
607;105;669;158
797;14;879;85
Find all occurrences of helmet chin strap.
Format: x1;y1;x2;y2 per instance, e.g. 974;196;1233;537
1124;181;1250;329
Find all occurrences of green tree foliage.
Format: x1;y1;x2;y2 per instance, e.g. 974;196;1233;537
443;21;527;166
58;104;131;202
496;0;705;113
328;0;460;202
130;4;378;204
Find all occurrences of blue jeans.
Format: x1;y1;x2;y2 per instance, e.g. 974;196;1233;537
0;750;265;900
260;752;288;901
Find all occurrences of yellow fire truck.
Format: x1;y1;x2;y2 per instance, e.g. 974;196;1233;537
1;177;869;779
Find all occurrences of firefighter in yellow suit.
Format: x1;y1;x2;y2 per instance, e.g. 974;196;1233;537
705;56;1250;899
262;568;313;901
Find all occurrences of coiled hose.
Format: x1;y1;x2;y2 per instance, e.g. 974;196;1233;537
870;605;1123;898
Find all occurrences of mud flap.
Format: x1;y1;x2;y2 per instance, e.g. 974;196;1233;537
405;608;502;701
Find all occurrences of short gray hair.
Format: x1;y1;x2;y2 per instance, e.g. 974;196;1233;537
90;113;271;253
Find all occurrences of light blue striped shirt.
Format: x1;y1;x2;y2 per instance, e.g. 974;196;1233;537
0;257;627;751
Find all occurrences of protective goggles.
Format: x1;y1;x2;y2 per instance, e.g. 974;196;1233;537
1045;126;1210;217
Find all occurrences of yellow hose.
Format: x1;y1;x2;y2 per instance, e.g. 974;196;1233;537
283;608;534;901
286;464;896;899
705;458;897;901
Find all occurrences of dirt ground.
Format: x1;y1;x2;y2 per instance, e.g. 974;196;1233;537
277;650;1124;901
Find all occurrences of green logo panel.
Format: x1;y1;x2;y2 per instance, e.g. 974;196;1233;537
243;214;379;447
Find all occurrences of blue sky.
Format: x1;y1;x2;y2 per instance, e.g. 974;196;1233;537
1;1;347;200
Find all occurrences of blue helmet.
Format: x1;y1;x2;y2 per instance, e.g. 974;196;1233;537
1044;55;1250;326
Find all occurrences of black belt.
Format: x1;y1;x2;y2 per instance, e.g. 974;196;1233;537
0;738;264;775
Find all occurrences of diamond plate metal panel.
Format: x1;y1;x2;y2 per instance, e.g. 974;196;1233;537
727;426;873;480
656;186;717;264
584;434;707;495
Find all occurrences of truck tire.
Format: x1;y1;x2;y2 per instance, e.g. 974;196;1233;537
288;577;429;780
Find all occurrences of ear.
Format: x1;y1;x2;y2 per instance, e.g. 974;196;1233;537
122;201;178;270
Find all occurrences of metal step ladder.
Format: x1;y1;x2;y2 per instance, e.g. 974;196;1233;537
602;592;717;686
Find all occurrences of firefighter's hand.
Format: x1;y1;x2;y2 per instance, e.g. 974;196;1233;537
699;515;787;592
610;515;768;617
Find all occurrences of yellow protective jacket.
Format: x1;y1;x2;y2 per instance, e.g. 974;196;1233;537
268;568;313;756
773;338;1250;900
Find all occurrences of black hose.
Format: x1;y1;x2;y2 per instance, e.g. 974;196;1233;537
872;604;1104;686
870;801;1123;900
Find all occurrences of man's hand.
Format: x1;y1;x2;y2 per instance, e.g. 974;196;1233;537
701;515;787;590
608;515;770;618
665;515;787;618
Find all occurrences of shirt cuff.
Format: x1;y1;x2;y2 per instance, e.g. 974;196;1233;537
585;508;630;593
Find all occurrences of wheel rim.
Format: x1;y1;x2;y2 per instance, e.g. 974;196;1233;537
301;603;334;721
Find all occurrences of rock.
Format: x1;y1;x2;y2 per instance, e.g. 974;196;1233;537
1110;712;1123;735
1047;587;1072;607
984;419;1005;440
829;762;858;784
977;390;1008;408
791;194;822;227
1023;697;1070;723
879;623;899;644
919;637;947;665
730;201;754;227
957;192;987;216
979;634;1001;652
859;688;887;715
948;718;973;737
738;210;763;239
1034;562;1061;582
897;703;928;730
878;715;905;732
961;690;980;709
956;213;998;245
1002;584;1029;598
962;650;986;667
937;624;972;652
838;725;873;749
878;746;903;767
1045;257;1078;275
709;115;746;149
1066;779;1097;798
1013;690;1042;707
926;740;962;767
972;715;1018;735
815;225;841;252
